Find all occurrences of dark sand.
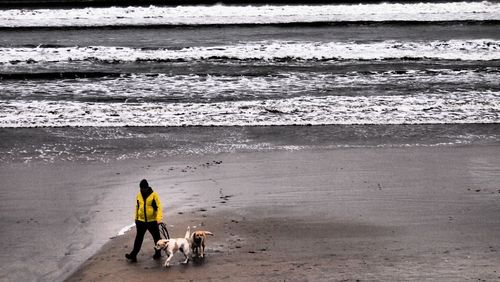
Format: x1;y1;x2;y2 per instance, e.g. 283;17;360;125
65;145;500;281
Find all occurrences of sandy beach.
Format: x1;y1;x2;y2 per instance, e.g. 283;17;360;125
58;144;500;281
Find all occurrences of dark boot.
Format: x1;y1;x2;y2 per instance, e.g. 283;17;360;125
125;253;137;262
153;249;161;260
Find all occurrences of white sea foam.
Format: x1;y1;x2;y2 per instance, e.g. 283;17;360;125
1;2;499;28
1;70;498;101
1;39;499;64
1;91;498;127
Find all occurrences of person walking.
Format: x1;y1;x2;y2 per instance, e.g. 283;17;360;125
125;179;163;262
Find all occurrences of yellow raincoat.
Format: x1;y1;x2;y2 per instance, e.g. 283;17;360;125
135;191;163;223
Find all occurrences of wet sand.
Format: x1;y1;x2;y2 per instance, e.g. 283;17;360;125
65;145;500;281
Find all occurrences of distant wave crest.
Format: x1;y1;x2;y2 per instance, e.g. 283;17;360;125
1;2;499;28
1;39;499;65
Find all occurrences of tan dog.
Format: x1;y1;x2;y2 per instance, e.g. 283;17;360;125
154;226;192;267
191;230;214;258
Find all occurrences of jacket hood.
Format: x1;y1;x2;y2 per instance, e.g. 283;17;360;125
140;186;153;200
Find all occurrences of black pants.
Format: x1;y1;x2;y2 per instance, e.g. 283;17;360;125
130;220;161;256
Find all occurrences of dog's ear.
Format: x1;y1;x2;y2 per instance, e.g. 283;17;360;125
204;231;214;236
157;239;168;247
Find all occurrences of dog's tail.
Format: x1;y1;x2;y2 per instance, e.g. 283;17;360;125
185;226;191;239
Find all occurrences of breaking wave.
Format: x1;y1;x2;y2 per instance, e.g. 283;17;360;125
1;91;498;127
1;2;499;28
1;39;499;65
1;69;499;102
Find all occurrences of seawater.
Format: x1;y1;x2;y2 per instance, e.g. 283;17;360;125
0;2;499;152
0;4;500;128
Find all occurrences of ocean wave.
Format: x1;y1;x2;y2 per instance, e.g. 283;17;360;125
1;2;499;28
1;91;498;127
0;71;123;80
1;69;499;102
2;68;498;80
1;39;499;65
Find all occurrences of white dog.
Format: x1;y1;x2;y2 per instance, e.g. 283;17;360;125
154;226;192;267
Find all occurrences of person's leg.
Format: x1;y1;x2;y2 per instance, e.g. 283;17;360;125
147;221;162;259
127;220;147;260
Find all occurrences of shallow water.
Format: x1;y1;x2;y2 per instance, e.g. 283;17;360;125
1;125;499;164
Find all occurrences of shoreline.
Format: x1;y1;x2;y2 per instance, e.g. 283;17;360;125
2;124;499;164
65;144;500;281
